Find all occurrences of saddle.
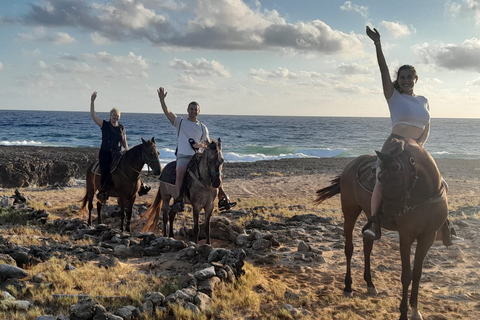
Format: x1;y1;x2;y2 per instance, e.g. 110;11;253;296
356;155;378;193
159;161;177;185
90;153;124;175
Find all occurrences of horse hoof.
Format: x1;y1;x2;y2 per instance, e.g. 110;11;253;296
367;287;378;296
411;308;423;320
343;291;353;298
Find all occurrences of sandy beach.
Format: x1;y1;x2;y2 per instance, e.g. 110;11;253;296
1;146;480;319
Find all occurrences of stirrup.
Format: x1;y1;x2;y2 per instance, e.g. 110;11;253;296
362;221;381;240
218;198;237;211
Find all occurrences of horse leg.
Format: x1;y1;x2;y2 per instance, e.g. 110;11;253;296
398;234;415;320
125;196;136;232
96;201;103;225
161;201;170;237
118;197;126;232
87;197;94;226
342;204;362;297
363;237;377;295
168;209;177;238
192;207;200;243
204;203;214;245
409;232;436;320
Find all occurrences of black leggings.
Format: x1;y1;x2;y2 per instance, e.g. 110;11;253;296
99;149;113;190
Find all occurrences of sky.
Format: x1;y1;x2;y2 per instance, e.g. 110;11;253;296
1;0;480;118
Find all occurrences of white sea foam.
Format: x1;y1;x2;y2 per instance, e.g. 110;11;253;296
0;140;43;146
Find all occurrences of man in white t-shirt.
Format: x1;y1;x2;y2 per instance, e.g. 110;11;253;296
157;87;236;212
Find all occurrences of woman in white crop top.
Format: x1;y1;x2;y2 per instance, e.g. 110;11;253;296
363;26;462;245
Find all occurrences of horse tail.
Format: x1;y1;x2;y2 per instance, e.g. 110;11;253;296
315;175;341;205
79;165;96;213
141;187;162;233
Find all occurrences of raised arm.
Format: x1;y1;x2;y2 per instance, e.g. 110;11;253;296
366;26;394;100
157;87;176;125
90;91;103;127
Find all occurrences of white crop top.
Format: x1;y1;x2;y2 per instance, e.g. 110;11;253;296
388;90;430;129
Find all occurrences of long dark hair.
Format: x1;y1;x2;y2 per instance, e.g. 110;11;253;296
393;65;417;93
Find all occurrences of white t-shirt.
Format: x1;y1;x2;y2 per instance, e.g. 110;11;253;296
174;116;210;156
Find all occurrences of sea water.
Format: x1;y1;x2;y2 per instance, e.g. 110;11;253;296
1;110;479;164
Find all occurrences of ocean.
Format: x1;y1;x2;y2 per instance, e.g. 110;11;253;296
1;110;479;165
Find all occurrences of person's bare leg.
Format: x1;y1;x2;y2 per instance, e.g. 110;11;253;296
363;170;382;239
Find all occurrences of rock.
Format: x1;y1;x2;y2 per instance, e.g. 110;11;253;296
143;292;165;306
0;264;28;281
297;241;311;252
114;305;140;319
252;239;272;251
34;316;56;320
70;298;96;319
1;300;31;311
195;292;212;311
194;266;216;281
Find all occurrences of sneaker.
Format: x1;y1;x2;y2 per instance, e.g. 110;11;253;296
218;198;237;211
138;184;151;196
362;222;381;240
450;235;464;244
97;191;107;204
170;201;185;212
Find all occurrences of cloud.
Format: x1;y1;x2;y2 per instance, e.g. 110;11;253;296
17;27;75;44
337;62;370;75
0;61;3;70
340;1;368;18
169;58;230;77
414;38;480;72
38;61;47;69
380;21;413;38
84;51;149;69
23;0;363;56
446;0;480;25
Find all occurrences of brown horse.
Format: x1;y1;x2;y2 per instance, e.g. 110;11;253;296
80;138;161;232
142;139;224;244
315;137;447;320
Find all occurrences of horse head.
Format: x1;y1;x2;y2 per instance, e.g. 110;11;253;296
141;137;162;175
201;138;224;188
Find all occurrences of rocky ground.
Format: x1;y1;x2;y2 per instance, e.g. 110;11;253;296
1;146;480;319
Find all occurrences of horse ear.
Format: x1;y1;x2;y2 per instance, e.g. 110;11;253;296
375;150;392;163
152;137;155;143
218;138;222;150
141;138;146;144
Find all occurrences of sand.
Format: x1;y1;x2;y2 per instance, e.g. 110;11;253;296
2;151;480;319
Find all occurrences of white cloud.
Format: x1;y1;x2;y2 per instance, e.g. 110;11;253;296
17;27;75;44
0;61;3;70
90;32;112;45
340;1;368;18
23;0;363;56
169;58;230;77
414;38;480;72
38;61;47;69
380;21;413;38
85;51;149;69
337;62;370;75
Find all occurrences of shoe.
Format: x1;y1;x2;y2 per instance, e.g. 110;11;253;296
97;191;107;204
218;198;237;211
450;235;464;244
138;184;151;196
362;222;381;240
170;201;185;212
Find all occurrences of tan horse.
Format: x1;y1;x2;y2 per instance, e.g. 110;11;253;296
315;137;448;320
80;138;161;232
142;139;224;244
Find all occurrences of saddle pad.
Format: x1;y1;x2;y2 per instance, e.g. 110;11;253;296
159;161;177;185
356;156;378;193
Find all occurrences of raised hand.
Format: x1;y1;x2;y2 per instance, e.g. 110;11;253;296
366;26;380;43
157;87;167;101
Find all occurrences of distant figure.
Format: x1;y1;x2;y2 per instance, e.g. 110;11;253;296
362;26;463;245
90;91;149;203
157;86;236;212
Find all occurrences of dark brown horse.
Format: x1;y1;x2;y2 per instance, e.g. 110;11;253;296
315;137;447;320
142;139;224;244
80;138;161;232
